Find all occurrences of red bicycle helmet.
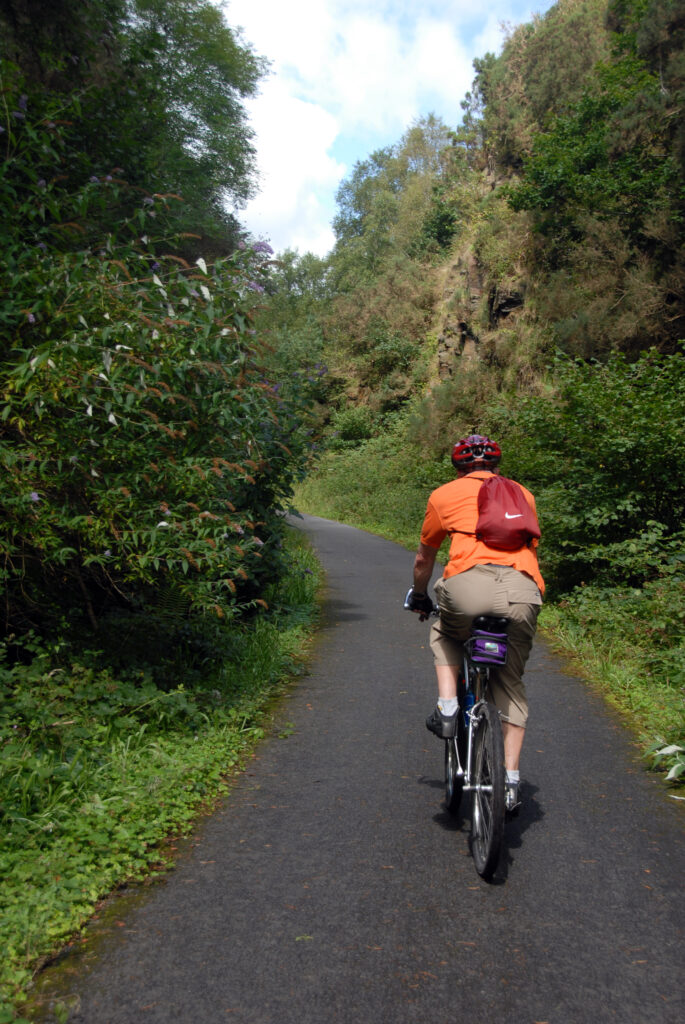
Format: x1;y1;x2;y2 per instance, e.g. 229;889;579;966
451;434;502;470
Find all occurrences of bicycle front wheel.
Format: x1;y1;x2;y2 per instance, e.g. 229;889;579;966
444;677;468;814
444;734;464;814
470;702;505;880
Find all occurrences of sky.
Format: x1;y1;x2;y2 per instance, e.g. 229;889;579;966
223;0;557;257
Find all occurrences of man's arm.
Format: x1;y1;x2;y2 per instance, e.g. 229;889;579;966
413;541;439;594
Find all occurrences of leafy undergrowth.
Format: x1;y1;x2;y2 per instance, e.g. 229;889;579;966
0;529;323;1022
539;587;685;787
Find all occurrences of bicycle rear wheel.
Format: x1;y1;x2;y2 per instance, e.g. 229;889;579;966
470;701;505;880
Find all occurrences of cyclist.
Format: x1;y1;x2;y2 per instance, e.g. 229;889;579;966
406;435;544;812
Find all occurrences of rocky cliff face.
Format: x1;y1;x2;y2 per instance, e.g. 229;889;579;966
435;245;525;379
436;249;482;378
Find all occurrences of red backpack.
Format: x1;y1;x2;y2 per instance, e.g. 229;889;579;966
475;476;540;550
453;475;541;551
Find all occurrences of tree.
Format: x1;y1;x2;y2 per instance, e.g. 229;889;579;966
331;117;454;287
0;0;267;253
474;0;611;171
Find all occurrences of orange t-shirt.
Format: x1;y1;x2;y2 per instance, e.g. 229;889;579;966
420;471;545;594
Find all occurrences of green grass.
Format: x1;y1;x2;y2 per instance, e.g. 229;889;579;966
0;530;323;1022
295;434;448;551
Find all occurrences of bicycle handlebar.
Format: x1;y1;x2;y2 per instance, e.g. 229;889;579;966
403;587;439;619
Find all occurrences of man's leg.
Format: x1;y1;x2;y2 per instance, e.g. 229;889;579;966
436;663;459;700
501;721;525;771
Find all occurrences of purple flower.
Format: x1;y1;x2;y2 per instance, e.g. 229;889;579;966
151;261;161;271
18;95;28;111
247;281;264;293
37;179;46;188
252;241;273;255
37;242;47;252
29;492;40;502
90;176;99;183
143;197;154;206
12;111;25;120
237;240;246;250
27;313;36;323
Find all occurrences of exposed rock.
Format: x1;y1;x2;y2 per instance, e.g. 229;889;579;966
435;249;484;378
488;284;525;326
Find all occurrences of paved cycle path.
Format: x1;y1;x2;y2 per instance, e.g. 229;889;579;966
36;516;684;1023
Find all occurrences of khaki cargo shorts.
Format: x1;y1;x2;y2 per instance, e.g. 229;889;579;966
429;564;542;727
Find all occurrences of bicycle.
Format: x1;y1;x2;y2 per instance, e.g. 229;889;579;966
408;598;509;880
443;614;509;880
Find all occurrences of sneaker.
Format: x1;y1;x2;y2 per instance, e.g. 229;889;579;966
425;705;457;739
505;781;521;817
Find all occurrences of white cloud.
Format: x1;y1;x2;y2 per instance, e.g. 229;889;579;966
242;80;343;254
225;0;556;255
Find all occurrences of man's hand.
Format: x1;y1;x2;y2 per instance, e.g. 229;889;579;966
403;586;435;621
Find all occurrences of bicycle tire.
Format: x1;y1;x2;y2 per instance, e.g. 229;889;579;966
444;735;463;814
470;701;505;880
444;677;468;814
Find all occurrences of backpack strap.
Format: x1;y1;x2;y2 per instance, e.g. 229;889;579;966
446;473;490;537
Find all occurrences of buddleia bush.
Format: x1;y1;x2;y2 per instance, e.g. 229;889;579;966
0;65;314;637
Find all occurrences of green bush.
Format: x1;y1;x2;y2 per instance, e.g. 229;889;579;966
0;68;315;636
327;407;375;450
501;349;685;594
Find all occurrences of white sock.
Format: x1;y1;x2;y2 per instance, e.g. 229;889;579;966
506;769;520;784
437;697;458;716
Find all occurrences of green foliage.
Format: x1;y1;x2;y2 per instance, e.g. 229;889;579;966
508;57;681;245
475;0;611;171
0;0;266;252
254;249;330;392
0;74;315;635
501;349;685;594
296;404;449;549
0;529;322;1017
327;406;375;450
504;0;685;354
647;740;685;783
330;116;455;288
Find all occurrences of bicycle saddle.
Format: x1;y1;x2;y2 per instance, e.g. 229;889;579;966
472;615;509;634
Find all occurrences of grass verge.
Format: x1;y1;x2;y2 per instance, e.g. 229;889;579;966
0;528;323;1023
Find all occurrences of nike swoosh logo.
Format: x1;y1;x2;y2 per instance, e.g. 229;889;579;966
504;513;523;519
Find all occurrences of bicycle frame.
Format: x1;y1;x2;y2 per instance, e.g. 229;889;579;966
453;665;491;795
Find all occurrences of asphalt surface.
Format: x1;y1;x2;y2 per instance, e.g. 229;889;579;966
32;515;685;1023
